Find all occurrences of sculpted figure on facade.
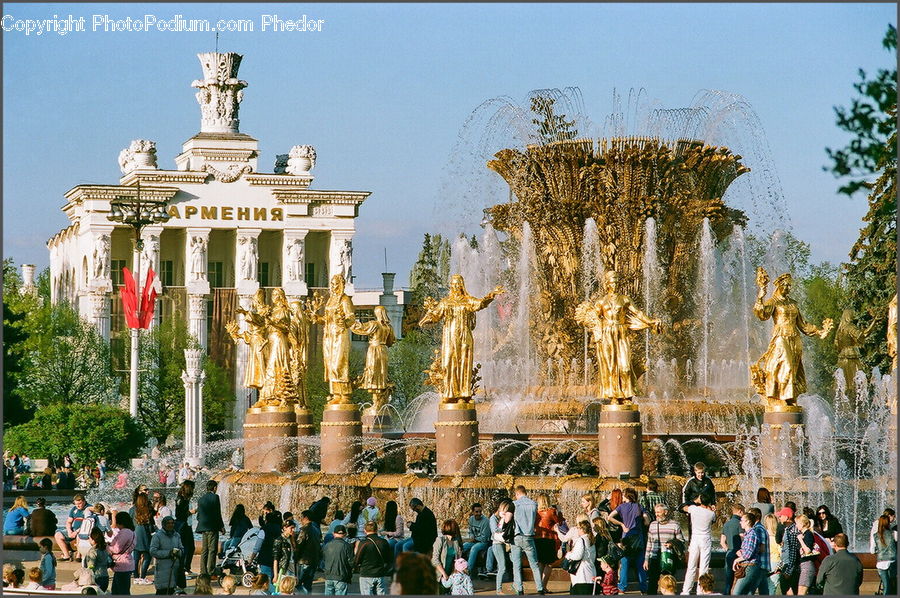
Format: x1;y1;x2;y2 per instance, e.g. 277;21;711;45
141;233;160;274
286;239;304;282
419;274;503;403
238;235;258;281
751;268;833;408
92;234;110;280
312;274;356;404
274;154;289;174
575;270;662;404
352;306;397;413
189;236;207;280
338;239;353;283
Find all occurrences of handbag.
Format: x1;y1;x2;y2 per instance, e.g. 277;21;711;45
733;561;751;580
560;537;585;574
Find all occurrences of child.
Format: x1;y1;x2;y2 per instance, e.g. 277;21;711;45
658;574;678;596
83;527;112;592
39;537;57;589
23;567;43;590
595;556;618;595
697;572;721;595
219;574;237;595
441;557;475;596
276;574;298;595
194;573;214;595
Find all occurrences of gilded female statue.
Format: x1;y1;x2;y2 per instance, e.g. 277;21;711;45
312;274;356;404
888;293;897;372
260;288;296;405
834;308;877;391
575;270;662;403
227;289;268;393
289;299;311;407
418;274;503;403
751;268;833;407
351;306;396;412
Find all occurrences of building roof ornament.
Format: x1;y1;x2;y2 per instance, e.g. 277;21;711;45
192;52;248;134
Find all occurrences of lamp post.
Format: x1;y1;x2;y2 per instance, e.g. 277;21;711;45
107;182;170;418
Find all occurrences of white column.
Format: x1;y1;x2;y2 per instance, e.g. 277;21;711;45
185;228;211;349
282;229;309;297
328;230;354;294
234;228;261;433
88;293;111;341
84;227;114;337
182;348;206;466
21;264;37;296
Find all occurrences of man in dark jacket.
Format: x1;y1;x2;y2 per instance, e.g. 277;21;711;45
195;480;225;577
407;498;437;554
309;496;331;527
355;521;393;594
295;510;322;594
815;533;863;595
681;462;716;506
323;525;354;595
29;497;58;537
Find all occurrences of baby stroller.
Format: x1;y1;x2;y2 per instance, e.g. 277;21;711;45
218;527;264;588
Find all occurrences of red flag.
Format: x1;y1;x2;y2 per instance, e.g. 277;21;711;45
120;267;140;329
138;268;158;329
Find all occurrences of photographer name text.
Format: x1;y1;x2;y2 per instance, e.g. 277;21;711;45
2;13;325;36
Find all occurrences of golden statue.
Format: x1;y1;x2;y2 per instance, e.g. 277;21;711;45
312;274;356;404
351;306;397;413
227;289;268;392
289;299;315;408
260;289;299;406
751;268;833;408
834;308;877;392
418;274;504;403
889;293;898;372
575;270;662;404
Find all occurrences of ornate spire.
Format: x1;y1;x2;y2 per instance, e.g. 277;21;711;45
192;52;248;134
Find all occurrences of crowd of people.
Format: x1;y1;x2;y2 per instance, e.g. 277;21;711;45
1;463;896;595
2;451;111;491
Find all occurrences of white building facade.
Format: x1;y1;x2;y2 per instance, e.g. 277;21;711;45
46;52;401;432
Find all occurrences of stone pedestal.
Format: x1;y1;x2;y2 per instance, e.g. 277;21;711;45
761;407;804;478
295;407;316;471
435;402;479;476
597;404;642;478
320;404;362;474
243;406;297;472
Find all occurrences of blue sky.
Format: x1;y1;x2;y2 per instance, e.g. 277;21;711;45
3;3;895;288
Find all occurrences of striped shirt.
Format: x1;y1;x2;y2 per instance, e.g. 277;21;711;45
639;492;666;519
645;519;684;560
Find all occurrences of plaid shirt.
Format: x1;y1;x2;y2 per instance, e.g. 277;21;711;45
739;523;771;571
779;523;800;576
640;492;666;519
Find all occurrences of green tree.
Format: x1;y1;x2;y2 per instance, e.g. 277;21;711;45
387;330;437;410
843;120;896;372
135;318;235;446
3;403;145;468
824;24;897;197
801;263;846;393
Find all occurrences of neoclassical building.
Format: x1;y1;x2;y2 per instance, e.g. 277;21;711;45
47;52;403;431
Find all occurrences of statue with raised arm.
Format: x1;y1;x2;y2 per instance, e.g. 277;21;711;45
888;293;898;373
311;274;356;404
751;268;833;408
260;288;297;406
418;274;504;403
226;289;268;395
352;306;397;413
834;308;877;392
575;270;662;404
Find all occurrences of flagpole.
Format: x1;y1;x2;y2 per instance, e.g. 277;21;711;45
130;226;141;419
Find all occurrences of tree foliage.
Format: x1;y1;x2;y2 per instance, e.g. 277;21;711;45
387;329;436;410
800;263;846;393
135;318;235;446
824;24;897;197
3;403;145;468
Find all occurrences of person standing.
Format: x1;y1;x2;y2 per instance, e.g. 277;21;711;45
777;507;801;595
322;525;354;595
795;514;819;594
511;484;545;595
83;528;112;593
356;521;393;595
464;502;492;579
731;511;769;595
563;520;596;595
491;499;516;594
382;500;405;555
295;510;323;594
720;503;745;594
174;480;196;580
150;516;184;595
643;503;684;595
640;480;666;520
534;496;561;589
608;487;650;593
195;480;225;578
682;462;716;507
813;505;844;540
872;513;897;595
405;498;437;555
130;490;155;584
272;520;297;582
108;511;136;595
681;494;717;595
750;488;775;519
815;533;862;595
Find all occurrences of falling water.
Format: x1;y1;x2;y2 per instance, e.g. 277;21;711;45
582;218;601;386
698;218;715;391
518;222;536;386
733;225;752;386
643;217;660;386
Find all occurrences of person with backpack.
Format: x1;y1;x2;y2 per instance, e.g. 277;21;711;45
356;520;393;594
643;503;684;595
83;528;112;592
608;487;650;593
